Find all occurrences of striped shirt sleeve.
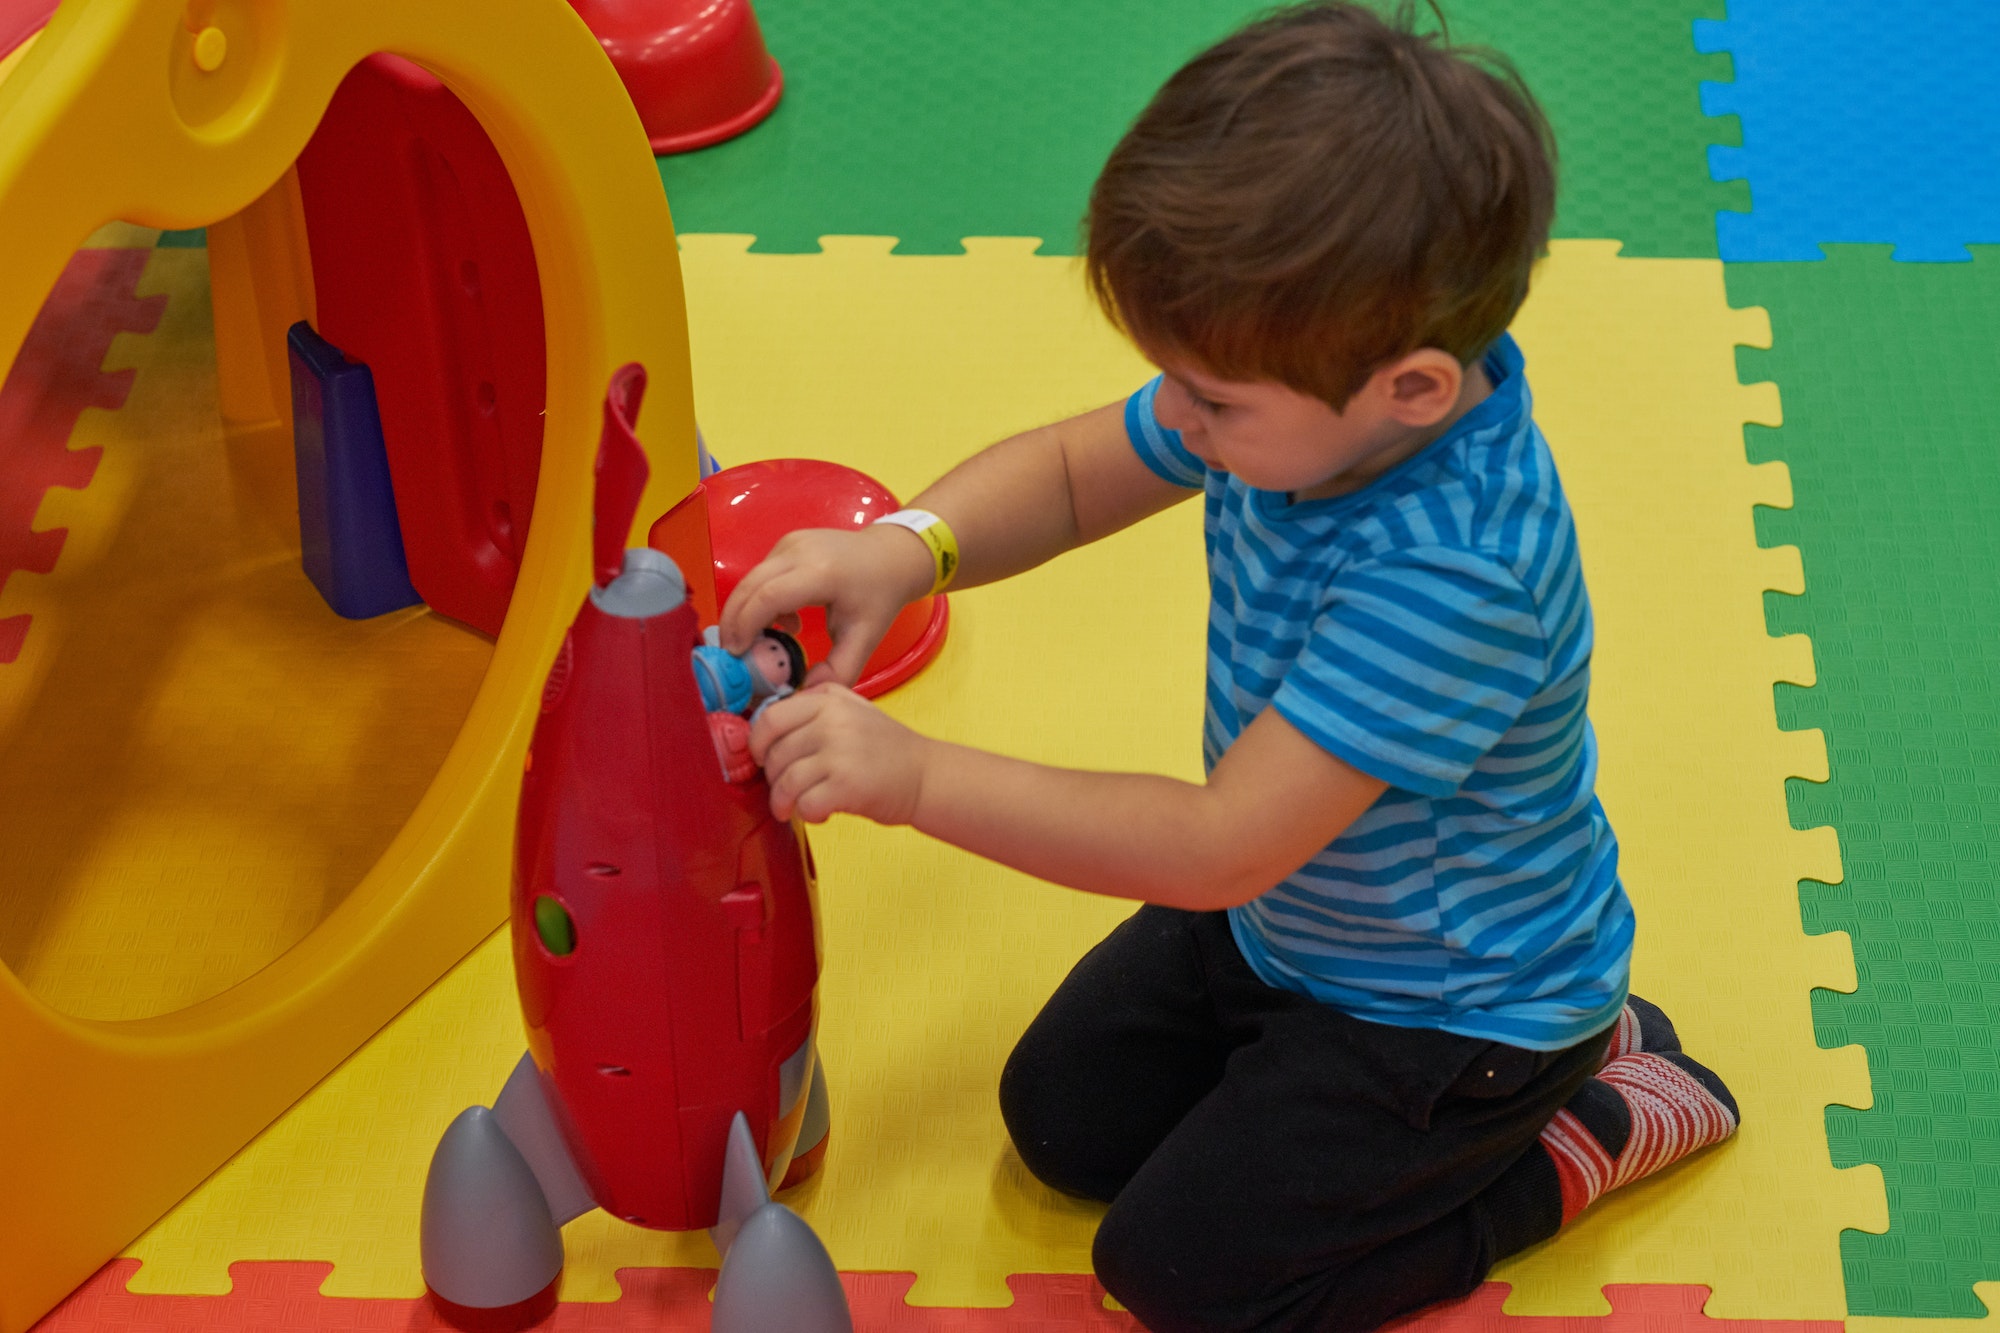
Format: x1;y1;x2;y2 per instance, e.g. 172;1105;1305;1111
1273;545;1549;798
1123;377;1208;488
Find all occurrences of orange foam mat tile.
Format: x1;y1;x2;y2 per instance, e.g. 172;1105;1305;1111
34;1260;1130;1331
34;1262;1850;1333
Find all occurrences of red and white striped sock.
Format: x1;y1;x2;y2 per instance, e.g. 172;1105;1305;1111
1601;993;1680;1064
1539;1051;1740;1225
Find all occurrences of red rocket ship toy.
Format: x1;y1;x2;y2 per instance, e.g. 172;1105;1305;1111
419;366;850;1331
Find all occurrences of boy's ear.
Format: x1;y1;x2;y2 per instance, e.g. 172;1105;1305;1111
1374;349;1464;428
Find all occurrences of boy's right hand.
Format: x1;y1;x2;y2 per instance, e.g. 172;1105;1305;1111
718;525;937;688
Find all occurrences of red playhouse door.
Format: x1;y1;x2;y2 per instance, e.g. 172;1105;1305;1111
295;54;547;637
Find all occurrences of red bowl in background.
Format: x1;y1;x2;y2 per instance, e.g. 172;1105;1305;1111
569;0;784;155
697;458;949;699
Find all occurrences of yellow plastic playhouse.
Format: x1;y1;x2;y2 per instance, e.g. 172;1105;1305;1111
0;1;703;1325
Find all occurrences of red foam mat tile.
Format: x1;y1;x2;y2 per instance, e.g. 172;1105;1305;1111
0;246;165;663
33;1262;1847;1333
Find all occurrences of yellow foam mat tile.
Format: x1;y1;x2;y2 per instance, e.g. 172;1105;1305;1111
0;246;492;1021
126;232;1187;1298
124;239;1874;1319
1491;244;1881;1320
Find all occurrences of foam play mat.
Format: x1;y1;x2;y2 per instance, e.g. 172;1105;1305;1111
8;0;2000;1329
17;236;1872;1325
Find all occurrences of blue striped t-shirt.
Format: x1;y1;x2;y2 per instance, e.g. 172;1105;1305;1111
1126;334;1632;1050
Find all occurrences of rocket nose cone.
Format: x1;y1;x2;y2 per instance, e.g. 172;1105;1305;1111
591;547;688;619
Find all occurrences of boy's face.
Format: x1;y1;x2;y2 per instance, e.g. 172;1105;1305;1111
1149;351;1476;500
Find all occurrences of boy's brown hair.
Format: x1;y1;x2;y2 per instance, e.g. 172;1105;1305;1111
1085;2;1556;409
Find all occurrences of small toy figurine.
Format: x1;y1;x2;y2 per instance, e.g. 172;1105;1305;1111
693;624;806;715
694;624;807;782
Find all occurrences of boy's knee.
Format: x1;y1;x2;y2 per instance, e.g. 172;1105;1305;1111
1097;1189;1494;1333
1094;1198;1255;1333
998;1037;1113;1201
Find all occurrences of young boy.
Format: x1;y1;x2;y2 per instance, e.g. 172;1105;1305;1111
718;5;1740;1328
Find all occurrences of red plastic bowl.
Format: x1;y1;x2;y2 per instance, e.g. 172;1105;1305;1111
569;0;784;155
701;458;949;699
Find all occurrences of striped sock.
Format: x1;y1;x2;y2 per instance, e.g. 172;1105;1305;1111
1539;1051;1740;1225
1482;1048;1740;1255
1602;993;1680;1063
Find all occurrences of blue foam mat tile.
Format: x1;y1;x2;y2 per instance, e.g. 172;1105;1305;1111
1695;0;2000;262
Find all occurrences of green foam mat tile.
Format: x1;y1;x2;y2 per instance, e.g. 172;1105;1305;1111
658;0;1739;256
1731;247;2000;1320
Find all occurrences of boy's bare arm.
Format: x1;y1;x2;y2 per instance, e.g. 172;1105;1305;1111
752;690;1388;911
906;399;1192;589
719;401;1189;683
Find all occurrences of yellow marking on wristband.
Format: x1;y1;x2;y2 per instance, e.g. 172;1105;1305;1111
877;508;959;594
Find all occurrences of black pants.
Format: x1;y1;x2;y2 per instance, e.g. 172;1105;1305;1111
999;907;1610;1333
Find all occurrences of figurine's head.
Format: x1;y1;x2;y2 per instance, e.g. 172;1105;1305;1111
749;627;807;696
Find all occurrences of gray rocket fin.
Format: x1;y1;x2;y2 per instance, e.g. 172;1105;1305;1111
420;1105;564;1308
794;1055;830;1161
709;1110;770;1258
711;1202;853;1333
492;1051;598;1225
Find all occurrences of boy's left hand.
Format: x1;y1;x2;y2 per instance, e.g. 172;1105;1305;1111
750;684;928;825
